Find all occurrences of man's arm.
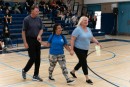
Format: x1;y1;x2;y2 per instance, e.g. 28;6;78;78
38;29;43;36
22;31;28;48
22;31;26;43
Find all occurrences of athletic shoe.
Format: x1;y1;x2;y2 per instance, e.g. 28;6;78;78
67;79;75;85
70;72;77;78
22;69;26;79
86;79;93;85
32;75;43;81
49;76;55;81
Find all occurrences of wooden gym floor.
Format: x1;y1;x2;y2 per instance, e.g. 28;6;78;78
0;35;130;87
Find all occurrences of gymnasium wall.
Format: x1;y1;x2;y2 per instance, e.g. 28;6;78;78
86;4;101;14
118;2;130;34
84;0;130;4
85;1;130;35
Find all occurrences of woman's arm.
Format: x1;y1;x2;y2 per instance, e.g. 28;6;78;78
91;37;99;44
64;44;70;52
70;36;76;50
91;37;102;47
70;36;76;55
41;41;50;47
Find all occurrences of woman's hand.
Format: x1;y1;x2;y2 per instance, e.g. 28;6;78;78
41;41;47;46
96;43;102;49
70;50;74;56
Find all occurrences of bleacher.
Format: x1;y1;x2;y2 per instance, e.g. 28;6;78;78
0;14;27;44
0;13;105;46
0;0;105;49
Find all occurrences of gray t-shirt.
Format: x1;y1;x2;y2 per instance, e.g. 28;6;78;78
72;26;93;50
22;15;44;37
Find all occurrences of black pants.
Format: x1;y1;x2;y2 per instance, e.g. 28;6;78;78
74;47;88;75
23;37;41;76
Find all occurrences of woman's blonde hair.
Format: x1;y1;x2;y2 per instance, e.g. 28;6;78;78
76;16;88;27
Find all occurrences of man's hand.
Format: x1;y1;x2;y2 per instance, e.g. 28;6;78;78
37;35;42;42
24;42;29;49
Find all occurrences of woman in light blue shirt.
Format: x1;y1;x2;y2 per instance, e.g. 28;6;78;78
70;16;101;85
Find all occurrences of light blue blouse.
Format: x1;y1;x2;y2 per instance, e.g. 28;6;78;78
72;26;93;50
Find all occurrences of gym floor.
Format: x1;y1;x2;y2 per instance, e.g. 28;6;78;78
0;35;130;87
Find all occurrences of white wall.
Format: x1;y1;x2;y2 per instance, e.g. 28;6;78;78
84;0;130;4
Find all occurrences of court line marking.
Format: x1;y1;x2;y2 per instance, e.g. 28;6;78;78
1;40;130;86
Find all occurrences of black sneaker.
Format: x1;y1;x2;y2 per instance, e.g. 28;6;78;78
32;76;43;82
70;72;77;78
49;76;55;81
67;79;75;85
22;69;26;79
86;79;93;85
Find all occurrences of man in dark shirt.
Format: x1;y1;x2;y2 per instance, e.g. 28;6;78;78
22;5;44;81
